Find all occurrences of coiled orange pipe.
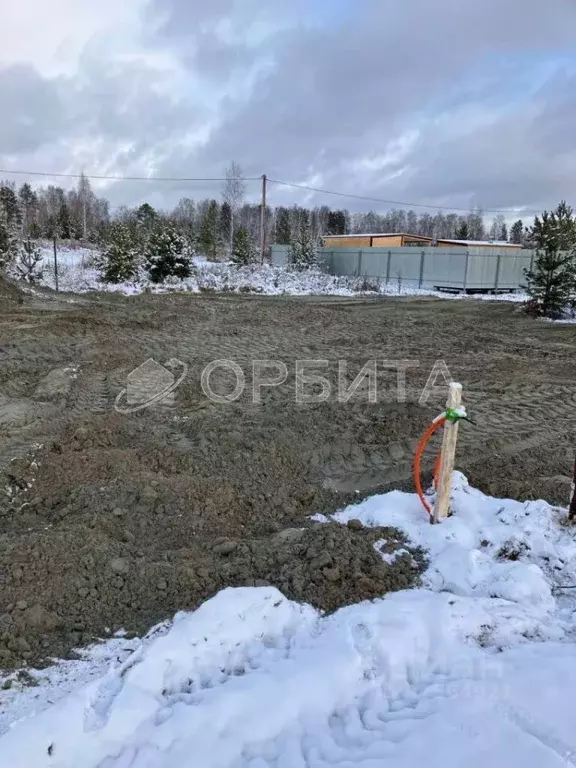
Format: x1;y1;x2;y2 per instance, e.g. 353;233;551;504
413;415;446;517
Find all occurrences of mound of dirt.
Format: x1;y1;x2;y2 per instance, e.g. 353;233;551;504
0;450;425;669
207;523;426;613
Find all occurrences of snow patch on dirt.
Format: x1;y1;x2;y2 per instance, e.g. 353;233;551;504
1;474;576;766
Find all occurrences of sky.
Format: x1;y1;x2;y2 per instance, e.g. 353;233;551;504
1;0;576;217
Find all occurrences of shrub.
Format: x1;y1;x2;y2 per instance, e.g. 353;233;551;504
15;240;44;283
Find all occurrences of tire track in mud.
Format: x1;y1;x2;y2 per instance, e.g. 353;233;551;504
313;383;576;493
0;291;575;670
67;369;110;416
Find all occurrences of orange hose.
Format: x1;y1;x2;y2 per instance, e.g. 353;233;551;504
413;416;446;517
433;453;442;489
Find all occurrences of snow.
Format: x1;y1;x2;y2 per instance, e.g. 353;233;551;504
39;244;98;269
0;634;144;736
2;473;576;766
332;472;572;624
551;308;576;324
33;255;529;302
438;239;521;248
322;232;431;239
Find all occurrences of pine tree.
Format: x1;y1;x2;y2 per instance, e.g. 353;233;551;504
15;240;44;283
58;200;72;239
510;219;525;245
231;226;254;265
0;185;21;229
29;220;42;240
100;222;139;283
136;203;157;233
0;209;19;270
524;202;576;317
199;200;220;259
535;201;576;251
18;183;38;237
289;214;318;270
326;210;347;235
220;202;232;251
274;208;291;244
144;224;192;283
455;221;470;240
0;188;20;270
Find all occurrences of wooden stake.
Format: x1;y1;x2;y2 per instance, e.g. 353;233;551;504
569;458;576;521
260;174;267;264
433;382;463;524
53;235;59;293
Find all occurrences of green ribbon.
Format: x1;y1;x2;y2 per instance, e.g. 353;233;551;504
444;408;466;423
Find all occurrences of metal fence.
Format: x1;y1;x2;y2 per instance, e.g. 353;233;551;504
270;245;537;293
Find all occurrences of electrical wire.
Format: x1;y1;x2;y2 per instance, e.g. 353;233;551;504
0;169;261;182
0;167;545;214
267;178;542;215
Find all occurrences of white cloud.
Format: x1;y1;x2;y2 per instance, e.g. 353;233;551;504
0;0;148;75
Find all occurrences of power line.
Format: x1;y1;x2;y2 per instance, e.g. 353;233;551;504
0;166;544;214
0;168;261;182
267;178;541;216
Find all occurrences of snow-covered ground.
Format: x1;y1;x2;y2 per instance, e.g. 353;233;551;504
552;309;576;324
33;250;528;301
38;244;99;269
1;473;576;767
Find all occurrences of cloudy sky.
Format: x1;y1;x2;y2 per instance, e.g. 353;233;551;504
1;0;576;215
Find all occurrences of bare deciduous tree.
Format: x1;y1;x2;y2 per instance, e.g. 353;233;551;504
222;162;245;252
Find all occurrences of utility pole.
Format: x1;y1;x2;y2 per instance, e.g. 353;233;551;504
53;235;59;293
260;174;267;264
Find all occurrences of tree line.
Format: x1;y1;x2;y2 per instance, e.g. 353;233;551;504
0;167;533;259
0;166;572;306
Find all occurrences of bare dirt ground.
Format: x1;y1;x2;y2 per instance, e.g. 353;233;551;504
0;281;575;668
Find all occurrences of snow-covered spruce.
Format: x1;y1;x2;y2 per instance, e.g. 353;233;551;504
98;223;139;284
288;218;320;271
2;474;576;767
231;226;256;266
14;240;44;284
143;226;193;283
